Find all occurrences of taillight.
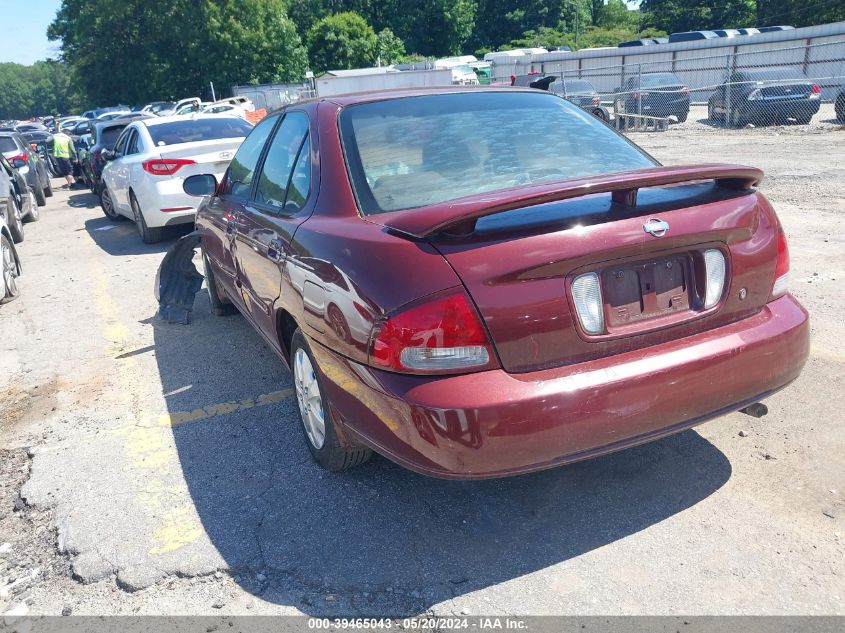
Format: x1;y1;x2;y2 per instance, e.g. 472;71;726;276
571;273;604;335
592;96;600;105
681;86;690;96
771;226;790;299
9;153;27;163
631;91;639;99
810;84;821;99
142;158;196;176
369;289;497;374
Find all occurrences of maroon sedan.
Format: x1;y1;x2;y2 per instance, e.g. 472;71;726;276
175;87;808;479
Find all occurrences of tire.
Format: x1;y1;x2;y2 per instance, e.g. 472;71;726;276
676;111;688;123
33;180;46;207
99;186;123;221
1;233;20;304
6;193;24;243
131;193;163;244
730;108;746;128
202;251;236;316
23;195;39;223
290;328;372;472
43;173;53;198
591;107;609;123
795;114;812;125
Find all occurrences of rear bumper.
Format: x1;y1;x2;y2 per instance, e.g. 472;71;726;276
746;100;820;120
314;294;809;479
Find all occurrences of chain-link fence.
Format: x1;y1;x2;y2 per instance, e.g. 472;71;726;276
503;40;845;131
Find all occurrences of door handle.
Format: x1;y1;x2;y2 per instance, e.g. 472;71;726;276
267;237;285;262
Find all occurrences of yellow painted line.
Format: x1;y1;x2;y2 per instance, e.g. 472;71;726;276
150;388;295;428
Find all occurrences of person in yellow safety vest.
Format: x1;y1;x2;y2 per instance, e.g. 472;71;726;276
51;131;76;189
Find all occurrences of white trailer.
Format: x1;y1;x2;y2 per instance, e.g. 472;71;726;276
315;68;454;97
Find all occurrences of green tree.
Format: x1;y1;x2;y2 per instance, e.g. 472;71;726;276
307;12;378;73
375;28;407;65
48;0;307;106
394;0;476;57
639;0;754;33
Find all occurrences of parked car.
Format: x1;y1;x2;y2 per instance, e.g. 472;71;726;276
708;66;821;127
0;132;52;206
614;72;690;122
87;115;154;194
668;30;719;43
200;103;248;119
737;28;760;35
713;29;741;38
157;97;201;117
167;87;808;478
0;169;23;304
141;101;176;115
758;25;793;33
0;154;37;247
835;85;845;122
618;38;658;47
549;77;610;121
100;115;252;241
96;110;132;121
69;119;93;137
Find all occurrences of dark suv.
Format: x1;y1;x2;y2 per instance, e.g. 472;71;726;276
87;115;153;193
615;72;690;122
0;132;51;206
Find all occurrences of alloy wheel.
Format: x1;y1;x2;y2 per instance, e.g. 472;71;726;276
294;348;326;449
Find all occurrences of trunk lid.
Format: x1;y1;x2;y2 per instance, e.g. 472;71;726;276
370;165;779;374
156;138;244;179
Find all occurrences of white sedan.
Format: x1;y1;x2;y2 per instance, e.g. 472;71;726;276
100;115;253;243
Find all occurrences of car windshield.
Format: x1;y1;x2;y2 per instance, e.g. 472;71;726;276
0;137;19;153
149;102;174;113
340;91;656;215
639;74;682;87
147;118;253;146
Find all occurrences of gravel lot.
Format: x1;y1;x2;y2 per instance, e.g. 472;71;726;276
1;108;843;618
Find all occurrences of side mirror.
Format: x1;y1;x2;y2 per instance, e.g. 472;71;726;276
183;174;218;197
102;150;115;161
11;158;27;169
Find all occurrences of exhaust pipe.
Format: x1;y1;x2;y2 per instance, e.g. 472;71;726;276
739;402;768;418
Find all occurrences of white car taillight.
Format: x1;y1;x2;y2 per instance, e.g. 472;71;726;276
572;273;604;335
703;249;726;309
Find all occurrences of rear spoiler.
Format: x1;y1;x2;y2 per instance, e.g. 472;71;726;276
376;164;763;239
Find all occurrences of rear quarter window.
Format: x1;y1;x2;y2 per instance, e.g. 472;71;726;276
147;118;253;147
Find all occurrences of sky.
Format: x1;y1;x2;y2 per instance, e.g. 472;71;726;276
0;0;64;65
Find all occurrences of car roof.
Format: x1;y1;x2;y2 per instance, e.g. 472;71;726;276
135;114;249;127
317;85;550;107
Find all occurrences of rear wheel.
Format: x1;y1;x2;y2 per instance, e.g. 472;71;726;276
676;111;688;123
33;181;46;207
795;114;812;125
202;251;236;316
1;233;20;304
99;186;122;221
131;193;163;244
6;193;24;243
290;328;372;472
23;195;39;223
43;175;53;198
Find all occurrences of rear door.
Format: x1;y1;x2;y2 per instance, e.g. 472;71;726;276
233;110;312;338
200;112;281;302
105;127;135;213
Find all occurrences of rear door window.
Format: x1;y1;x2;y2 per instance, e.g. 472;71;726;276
0;137;18;154
252;112;309;214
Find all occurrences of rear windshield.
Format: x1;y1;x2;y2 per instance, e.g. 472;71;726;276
0;137;19;153
340;91;656;215
147;118;253;146
553;79;595;94
639;73;682;87
737;68;807;81
100;126;125;148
